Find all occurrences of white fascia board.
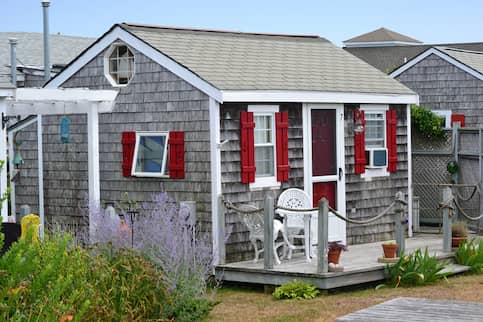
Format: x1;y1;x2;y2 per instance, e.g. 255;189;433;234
45;26;223;103
6;101;115;116
221;90;419;105
344;41;421;48
0;88;15;98
390;47;483;81
15;88;118;102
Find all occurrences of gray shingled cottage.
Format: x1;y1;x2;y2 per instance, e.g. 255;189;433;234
16;23;418;262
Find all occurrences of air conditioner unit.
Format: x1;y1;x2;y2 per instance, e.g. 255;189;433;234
365;148;387;168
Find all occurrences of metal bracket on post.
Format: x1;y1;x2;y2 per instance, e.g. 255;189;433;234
263;196;274;270
317;198;329;274
394;191;407;257
442;187;453;252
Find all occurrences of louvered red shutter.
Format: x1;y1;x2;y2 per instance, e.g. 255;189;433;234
354;110;366;174
240;111;256;183
168;131;185;179
276;111;289;182
451;114;465;128
121;131;136;177
386;109;398;172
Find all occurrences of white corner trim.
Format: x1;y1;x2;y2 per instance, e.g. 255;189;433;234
209;98;221;264
389;47;483;82
45;26;223;102
406;103;413;237
222;90;418;105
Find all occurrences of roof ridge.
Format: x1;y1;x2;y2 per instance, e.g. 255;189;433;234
121;22;321;39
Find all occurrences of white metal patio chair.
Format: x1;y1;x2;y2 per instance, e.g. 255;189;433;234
276;188;317;261
240;204;290;265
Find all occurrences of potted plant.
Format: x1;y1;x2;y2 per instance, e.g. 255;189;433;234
327;241;348;264
451;221;468;248
382;240;398;258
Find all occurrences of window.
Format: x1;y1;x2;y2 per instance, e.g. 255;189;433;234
247;105;280;188
432;110;452;129
132;132;168;177
104;43;135;86
365;112;385;148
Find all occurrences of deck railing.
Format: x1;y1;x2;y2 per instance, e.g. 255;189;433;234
219;191;408;273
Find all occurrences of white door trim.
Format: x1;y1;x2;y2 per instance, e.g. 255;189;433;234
303;103;346;244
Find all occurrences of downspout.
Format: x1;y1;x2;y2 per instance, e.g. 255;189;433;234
9;38;17;86
41;0;51;82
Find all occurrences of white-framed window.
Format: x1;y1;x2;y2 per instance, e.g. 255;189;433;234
104;43;135;87
361;104;389;179
432;110;452;129
248;105;279;189
132;132;169;177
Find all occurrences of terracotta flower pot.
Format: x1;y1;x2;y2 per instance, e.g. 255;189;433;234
328;248;342;264
452;237;466;248
382;244;398;258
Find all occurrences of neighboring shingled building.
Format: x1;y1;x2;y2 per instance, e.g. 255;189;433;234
0;32;94;87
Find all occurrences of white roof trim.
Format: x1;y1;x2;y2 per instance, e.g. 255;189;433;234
390;47;483;81
0;88;15;98
45;26;223;102
221;90;419;104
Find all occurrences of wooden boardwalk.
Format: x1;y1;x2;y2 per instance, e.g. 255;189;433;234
335;297;483;321
215;234;457;289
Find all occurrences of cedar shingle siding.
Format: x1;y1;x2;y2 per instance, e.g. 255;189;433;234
15;48;213;230
395;54;483;127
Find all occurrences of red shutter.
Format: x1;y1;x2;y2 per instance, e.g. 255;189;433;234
240;111;256;183
276;111;290;182
121;131;136;177
386;109;398;172
168;131;185;179
451;114;465;128
354;110;366;174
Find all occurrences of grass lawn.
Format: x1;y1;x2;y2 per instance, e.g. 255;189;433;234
207;273;483;322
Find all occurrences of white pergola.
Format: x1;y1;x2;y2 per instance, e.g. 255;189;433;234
0;87;118;236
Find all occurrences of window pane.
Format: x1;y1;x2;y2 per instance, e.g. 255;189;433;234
108;45;134;85
365;113;385;148
254;115;272;144
255;146;274;177
135;135;167;174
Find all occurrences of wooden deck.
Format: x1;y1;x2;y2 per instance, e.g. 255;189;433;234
215;234;457;290
335;297;483;321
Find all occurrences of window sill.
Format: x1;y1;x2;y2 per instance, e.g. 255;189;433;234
360;167;389;181
131;173;169;178
249;177;281;190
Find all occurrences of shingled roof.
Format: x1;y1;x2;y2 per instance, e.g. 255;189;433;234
437;47;483;76
119;23;414;95
344;27;422;45
0;32;94;86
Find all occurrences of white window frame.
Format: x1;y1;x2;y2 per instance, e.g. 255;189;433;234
360;104;389;180
103;42;135;87
432;110;452;129
131;131;169;178
248;105;280;189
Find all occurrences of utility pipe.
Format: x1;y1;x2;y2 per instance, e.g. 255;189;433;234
41;0;51;82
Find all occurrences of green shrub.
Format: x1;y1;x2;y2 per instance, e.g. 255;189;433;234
385;248;447;287
273;280;320;300
411;105;446;140
0;232;169;321
455;239;483;273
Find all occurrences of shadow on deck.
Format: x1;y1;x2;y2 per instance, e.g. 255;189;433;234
215;234;454;290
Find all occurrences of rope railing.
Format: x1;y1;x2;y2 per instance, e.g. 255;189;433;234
328;201;397;225
452;198;483;221
453;185;479;202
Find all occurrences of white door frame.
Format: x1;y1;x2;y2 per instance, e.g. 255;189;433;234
302;103;346;244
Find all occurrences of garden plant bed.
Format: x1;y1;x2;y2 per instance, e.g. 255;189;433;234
208;274;483;322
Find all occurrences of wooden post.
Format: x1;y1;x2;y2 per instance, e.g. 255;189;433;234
217;196;226;265
452;123;460;220
263;196;274;270
394;192;405;257
317;198;329;274
479;128;483;234
442;187;452;252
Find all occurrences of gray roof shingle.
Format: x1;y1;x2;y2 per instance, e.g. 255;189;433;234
344;27;422;44
0;32;94;86
437;47;483;76
122;23;414;95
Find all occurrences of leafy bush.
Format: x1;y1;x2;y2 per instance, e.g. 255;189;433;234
385;248;447;287
90;192;219;321
273;280;320;300
455;239;483;273
0;231;168;321
411;105;446;140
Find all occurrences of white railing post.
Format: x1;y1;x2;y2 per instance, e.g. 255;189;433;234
317;198;329;274
263;196;274;269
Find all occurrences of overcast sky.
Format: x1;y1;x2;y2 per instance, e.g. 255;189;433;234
1;0;483;46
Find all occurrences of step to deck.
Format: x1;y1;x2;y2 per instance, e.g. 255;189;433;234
439;263;471;276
